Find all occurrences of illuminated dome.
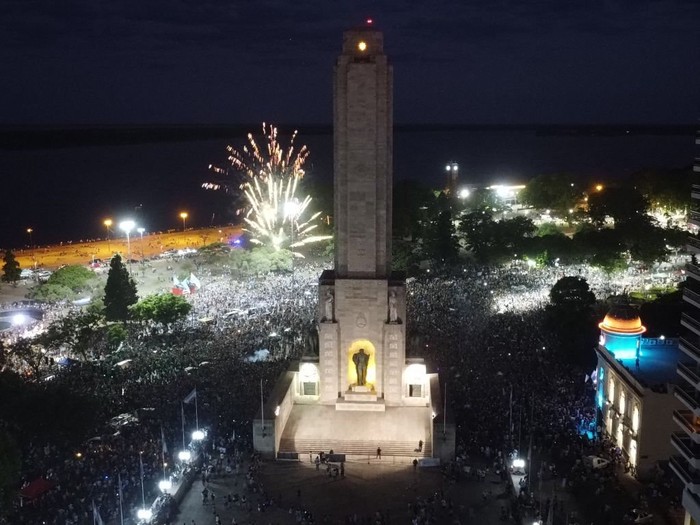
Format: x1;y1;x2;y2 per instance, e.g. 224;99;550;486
598;305;646;335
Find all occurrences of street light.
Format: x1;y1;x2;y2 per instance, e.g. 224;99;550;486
192;429;205;441
158;479;172;493
177;450;191;462
179;212;188;232
119;220;135;274
104;219;113;255
137;227;145;257
136;508;152;522
26;228;33;248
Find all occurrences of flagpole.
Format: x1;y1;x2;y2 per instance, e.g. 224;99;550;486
260;378;265;436
181;402;186;449
118;473;124;525
161;426;167;480
509;383;513;448
139;452;146;511
443;381;447;438
194;386;199;430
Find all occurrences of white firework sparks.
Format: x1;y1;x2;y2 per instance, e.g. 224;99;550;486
207;123;330;255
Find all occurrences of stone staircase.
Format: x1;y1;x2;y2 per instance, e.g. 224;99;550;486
278;437;432;458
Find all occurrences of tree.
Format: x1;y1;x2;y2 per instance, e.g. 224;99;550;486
130;293;192;326
425;210;459;263
547;276;598;368
1;250;20;285
0;429;20;515
550;276;596;311
31;264;97;302
519;173;582;214
393;179;434;239
588;186;649;227
104;254;138;321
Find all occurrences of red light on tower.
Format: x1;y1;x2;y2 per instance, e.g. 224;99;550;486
366;18;373;25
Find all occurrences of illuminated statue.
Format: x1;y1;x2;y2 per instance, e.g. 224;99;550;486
324;289;334;322
353;348;369;386
388;290;398;323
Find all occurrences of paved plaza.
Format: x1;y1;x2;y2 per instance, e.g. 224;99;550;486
174;456;513;524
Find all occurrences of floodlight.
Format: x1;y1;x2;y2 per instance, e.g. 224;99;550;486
158;479;172;492
178;450;191;462
137;508;153;521
192;430;205;441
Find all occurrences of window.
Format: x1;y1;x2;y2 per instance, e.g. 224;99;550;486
409;384;422;398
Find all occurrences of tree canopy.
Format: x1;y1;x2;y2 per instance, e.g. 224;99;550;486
130;293;192;326
104;254;138;321
519;173;582;214
1;250;20;285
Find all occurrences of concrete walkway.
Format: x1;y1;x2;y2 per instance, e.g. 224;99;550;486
175;453;519;524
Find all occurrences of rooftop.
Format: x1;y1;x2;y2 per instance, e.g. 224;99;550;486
600;340;682;392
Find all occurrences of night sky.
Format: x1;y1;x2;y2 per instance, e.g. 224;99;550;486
2;0;700;126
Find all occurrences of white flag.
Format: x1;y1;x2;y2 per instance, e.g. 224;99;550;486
184;387;197;404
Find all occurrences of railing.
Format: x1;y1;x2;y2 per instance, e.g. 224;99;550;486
670;455;700;486
692;211;700;223
680;337;700;361
674;410;700;436
685;288;700;305
679;362;700;387
682;313;700;335
673;432;700;456
693;184;700;192
688;263;700;280
689;237;700;251
675;386;700;413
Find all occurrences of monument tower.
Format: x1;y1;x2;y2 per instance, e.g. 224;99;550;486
317;23;408;408
254;23;451;461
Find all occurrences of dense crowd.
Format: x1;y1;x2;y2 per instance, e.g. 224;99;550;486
0;253;688;524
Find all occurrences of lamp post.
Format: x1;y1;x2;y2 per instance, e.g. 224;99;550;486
104;219;113;256
179;212;188;232
137;227;145;275
26;228;33;248
119;220;135;275
137;452;152;522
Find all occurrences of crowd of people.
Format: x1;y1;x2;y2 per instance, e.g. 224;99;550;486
0;251;689;524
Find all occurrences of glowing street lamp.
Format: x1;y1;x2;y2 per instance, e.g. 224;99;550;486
158;478;172;493
177;450;191;462
136;507;153;522
192;429;205;441
595;184;604;192
119;220;135;274
179;212;188;232
103;219;113;254
26;228;33;248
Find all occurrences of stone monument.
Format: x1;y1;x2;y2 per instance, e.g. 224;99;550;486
254;23;452;461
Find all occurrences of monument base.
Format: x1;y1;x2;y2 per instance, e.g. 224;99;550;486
335;398;386;411
343;390;378;402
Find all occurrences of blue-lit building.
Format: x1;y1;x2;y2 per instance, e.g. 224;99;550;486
596;305;683;478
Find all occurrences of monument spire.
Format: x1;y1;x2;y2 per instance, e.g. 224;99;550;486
333;25;393;279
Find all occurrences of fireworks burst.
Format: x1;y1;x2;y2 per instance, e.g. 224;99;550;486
204;123;330;255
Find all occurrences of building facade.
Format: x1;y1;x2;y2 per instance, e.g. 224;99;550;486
596;306;682;477
672;132;700;525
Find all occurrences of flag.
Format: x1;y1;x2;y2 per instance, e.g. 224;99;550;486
184;387;197;404
161;426;168;455
92;500;104;525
